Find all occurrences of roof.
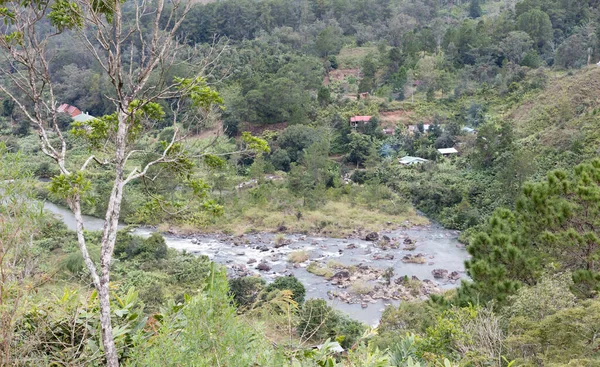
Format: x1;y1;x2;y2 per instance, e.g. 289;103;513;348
462;127;476;133
72;113;96;123
408;124;431;132
350;116;372;123
399;156;429;165
57;103;82;117
438;148;458;155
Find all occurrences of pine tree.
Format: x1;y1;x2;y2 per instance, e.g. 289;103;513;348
458;159;600;305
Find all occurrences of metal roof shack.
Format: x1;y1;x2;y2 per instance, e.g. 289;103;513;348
438;148;458;155
350;115;372;125
408;124;431;133
72;113;96;123
57;104;83;118
399;156;429;165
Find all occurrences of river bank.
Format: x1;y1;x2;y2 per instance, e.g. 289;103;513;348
44;201;469;325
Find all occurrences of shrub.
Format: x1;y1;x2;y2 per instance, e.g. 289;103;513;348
307;262;334;278
297;299;339;341
114;232;167;261
350;281;374;295
140;233;168;260
265;276;306;304
288;251;309;263
228;276;266;308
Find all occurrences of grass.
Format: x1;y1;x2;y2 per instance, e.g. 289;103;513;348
288;251;309;263
326;260;345;269
350;281;374;295
274;234;286;245
202;197;427;237
307;262;335;279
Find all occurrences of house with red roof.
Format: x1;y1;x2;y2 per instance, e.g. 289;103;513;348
350;115;372;128
57;104;82;118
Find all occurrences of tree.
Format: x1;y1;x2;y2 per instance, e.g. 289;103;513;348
460;208;541;305
0;1;268;365
500;31;534;64
315;26;343;57
288;139;334;208
469;0;482;18
386;13;417;47
460;159;600;304
555;33;591;69
359;54;378;93
347;132;376;168
517;9;553;48
317;86;332;106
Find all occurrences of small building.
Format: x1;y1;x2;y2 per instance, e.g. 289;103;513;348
72;112;96;123
438;148;458;156
350;115;372;128
462;127;477;134
408;124;431;134
382;128;394;135
57;103;82;118
399;156;429;165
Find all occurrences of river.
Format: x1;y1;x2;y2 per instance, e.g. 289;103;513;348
43;201;469;326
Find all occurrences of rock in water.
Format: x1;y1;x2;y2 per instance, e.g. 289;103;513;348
332;270;351;279
365;232;379;241
256;262;271;271
432;269;449;279
449;271;461;280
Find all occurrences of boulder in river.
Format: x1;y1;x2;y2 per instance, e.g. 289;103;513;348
332;270;351;279
432;269;449;279
365;232;379;241
401;254;426;264
247;258;257;264
449;271;461;280
256;262;271;271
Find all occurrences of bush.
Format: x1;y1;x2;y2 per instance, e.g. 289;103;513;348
265;276;306;304
297;299;339;341
114;232;167;261
140;233;168;260
288;251;309;263
229;276;266;308
350;281;374;295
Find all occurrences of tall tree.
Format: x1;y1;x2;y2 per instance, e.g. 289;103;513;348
460;159;600;304
0;1;267;365
517;9;553;48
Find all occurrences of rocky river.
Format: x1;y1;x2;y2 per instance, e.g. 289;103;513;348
44;201;469;325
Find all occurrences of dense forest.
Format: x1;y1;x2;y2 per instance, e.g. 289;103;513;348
1;0;600;365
